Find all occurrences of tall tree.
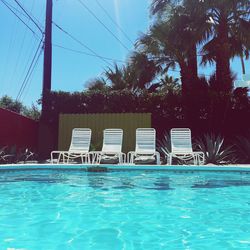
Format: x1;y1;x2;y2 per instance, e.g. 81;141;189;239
200;0;250;92
138;8;207;97
128;52;160;90
85;77;109;91
104;64;132;91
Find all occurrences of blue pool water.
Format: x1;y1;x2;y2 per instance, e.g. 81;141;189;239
0;169;250;249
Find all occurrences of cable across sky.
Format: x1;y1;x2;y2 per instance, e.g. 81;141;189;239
0;0;247;106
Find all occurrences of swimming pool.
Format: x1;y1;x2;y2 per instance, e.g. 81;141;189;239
1;169;250;249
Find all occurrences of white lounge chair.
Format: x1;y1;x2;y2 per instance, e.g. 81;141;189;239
169;128;204;165
92;129;125;164
234;74;250;88
128;128;160;165
51;128;91;164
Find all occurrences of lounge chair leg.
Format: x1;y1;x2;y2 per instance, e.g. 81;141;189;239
57;153;61;164
169;155;172;165
51;153;54;164
156;152;160;165
194;155;197;165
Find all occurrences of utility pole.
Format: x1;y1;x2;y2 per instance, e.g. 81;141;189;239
39;0;53;160
41;0;52;117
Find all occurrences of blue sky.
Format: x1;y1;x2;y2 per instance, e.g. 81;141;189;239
0;0;249;107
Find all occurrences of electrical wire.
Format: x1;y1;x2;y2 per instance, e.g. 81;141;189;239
0;0;37;36
53;43;125;63
53;21;113;66
95;0;134;45
16;38;44;101
1;0;29;19
20;47;43;102
9;0;36;94
77;0;130;52
14;0;43;34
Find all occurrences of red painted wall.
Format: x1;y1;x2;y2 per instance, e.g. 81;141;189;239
0;108;38;150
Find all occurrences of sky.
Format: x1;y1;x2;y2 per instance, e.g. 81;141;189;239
0;0;249;107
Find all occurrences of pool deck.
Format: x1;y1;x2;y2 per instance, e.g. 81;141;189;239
0;163;250;172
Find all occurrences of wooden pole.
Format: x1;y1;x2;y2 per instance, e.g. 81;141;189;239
41;0;52;116
39;0;53;160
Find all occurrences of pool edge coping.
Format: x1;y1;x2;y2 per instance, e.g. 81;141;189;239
1;164;250;172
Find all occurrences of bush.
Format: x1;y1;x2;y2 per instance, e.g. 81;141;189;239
195;134;236;165
157;131;171;164
234;132;250;164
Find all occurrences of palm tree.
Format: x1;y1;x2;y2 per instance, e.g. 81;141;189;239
85;77;109;91
138;6;208;98
199;0;250;92
128;51;160;90
104;53;160;92
104;64;128;90
157;75;181;94
150;0;250;93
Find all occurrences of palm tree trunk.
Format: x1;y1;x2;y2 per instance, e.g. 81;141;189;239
179;62;197;124
215;18;232;93
240;56;246;75
179;63;190;97
187;44;198;81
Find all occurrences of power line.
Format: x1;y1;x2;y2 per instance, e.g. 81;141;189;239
13;0;43;34
77;0;130;52
53;43;126;63
53;21;113;66
16;40;43;101
20;47;43;102
95;0;134;45
0;0;37;36
1;0;29;19
9;0;37;95
16;38;44;101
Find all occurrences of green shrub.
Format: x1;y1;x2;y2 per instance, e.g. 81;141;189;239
157;131;171;164
235;132;250;164
195;134;236;165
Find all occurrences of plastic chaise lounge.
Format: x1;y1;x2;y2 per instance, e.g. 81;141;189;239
128;128;160;165
51;128;92;164
0;146;16;164
92;129;125;164
169;128;204;165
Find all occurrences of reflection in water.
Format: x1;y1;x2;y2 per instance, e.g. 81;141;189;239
192;179;250;189
1;170;250;191
0;174;65;184
150;176;174;190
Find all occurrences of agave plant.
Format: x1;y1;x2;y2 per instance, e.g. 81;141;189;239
157;131;171;164
234;133;250;164
195;134;236;165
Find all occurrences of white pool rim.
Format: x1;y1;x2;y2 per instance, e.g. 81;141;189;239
0;164;250;172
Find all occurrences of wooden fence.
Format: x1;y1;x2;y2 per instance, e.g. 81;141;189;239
58;113;151;153
0;108;38;150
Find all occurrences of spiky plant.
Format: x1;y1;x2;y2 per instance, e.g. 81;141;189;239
157;131;171;164
235;133;250;164
195;134;236;165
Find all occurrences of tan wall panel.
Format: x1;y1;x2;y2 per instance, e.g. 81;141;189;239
58;113;151;153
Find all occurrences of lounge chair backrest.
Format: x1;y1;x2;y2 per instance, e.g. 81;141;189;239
171;128;193;153
69;128;91;153
135;128;156;154
102;129;123;153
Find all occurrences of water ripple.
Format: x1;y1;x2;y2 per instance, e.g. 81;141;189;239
0;170;250;249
